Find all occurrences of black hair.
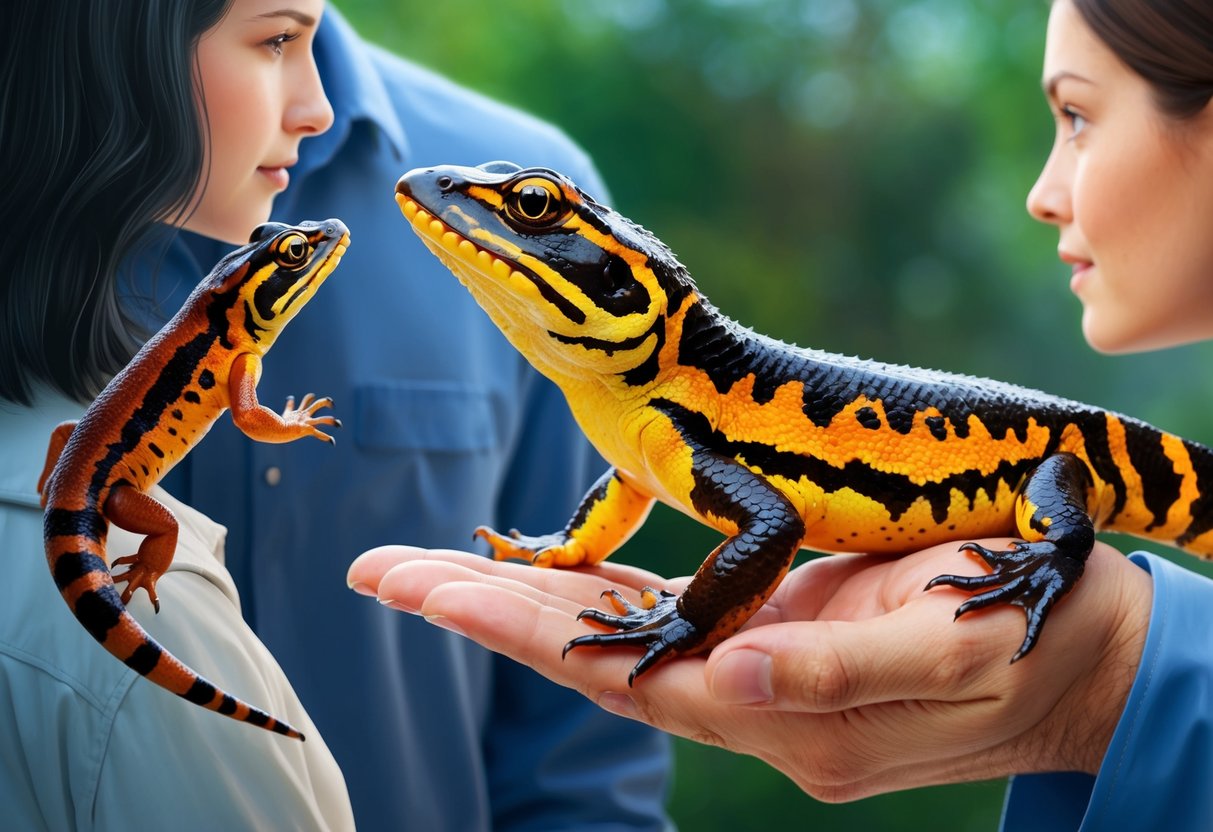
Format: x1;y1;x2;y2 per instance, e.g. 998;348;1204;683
0;0;232;405
1073;0;1213;120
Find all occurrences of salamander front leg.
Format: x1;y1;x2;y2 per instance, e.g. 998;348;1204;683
565;448;806;685
228;353;341;444
476;468;654;567
927;452;1094;662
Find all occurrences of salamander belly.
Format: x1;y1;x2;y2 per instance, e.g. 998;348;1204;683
110;416;219;491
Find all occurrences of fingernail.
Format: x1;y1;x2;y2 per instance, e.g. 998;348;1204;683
423;614;466;638
379;597;418;614
349;581;376;597
710;648;774;705
598;692;637;719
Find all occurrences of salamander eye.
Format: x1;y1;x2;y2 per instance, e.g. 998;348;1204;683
505;178;565;226
275;233;310;268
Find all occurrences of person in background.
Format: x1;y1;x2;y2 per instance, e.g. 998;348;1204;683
0;1;354;828
140;4;674;830
347;0;1213;829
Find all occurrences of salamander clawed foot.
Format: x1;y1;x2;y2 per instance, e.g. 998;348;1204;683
282;393;340;443
473;526;589;567
564;587;701;685
111;556;163;613
926;540;1086;662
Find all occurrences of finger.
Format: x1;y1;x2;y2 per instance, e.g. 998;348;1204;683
376;560;591;618
418;579;764;747
755;553;897;626
705;592;1024;712
347;545;489;593
348;544;681;601
420;579;668;692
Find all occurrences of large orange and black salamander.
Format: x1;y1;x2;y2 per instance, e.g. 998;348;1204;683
39;219;349;737
395;161;1213;683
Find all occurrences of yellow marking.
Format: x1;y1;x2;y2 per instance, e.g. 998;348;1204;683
565;476;655;566
509;272;539;298
1097;413;1170;536
1014;494;1048;543
1160;433;1201;538
466;185;505;209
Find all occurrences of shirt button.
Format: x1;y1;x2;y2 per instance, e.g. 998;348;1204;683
264;466;282;487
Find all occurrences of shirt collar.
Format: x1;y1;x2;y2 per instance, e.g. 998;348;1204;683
298;7;408;172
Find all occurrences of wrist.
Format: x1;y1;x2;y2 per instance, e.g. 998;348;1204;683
1044;547;1152;774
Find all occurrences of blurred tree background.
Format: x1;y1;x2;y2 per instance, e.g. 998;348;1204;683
338;1;1213;828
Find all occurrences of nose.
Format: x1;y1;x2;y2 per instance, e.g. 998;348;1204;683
284;52;335;137
1026;141;1072;226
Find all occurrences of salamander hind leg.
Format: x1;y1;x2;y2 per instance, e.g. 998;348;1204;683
104;485;179;613
37;421;77;507
927;452;1094;662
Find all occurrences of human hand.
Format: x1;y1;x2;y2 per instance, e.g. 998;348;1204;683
347;539;1151;801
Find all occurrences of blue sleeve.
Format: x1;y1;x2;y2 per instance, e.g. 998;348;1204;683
1001;552;1213;831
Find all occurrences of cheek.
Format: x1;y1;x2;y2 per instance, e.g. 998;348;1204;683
199;68;267;186
189;50;277;241
1072;138;1213;352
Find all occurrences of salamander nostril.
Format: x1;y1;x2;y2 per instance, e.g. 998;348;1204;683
437;175;454;192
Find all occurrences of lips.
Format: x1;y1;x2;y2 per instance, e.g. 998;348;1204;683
258;166;290;191
1063;257;1093;294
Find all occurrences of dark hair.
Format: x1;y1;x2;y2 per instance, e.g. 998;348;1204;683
0;0;232;405
1073;0;1213;119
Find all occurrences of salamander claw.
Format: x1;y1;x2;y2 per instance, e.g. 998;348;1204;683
927;540;1085;662
281;392;339;442
111;555;163;613
564;588;696;684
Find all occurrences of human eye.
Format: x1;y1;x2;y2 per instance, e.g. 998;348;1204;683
1060;105;1088;140
262;30;301;56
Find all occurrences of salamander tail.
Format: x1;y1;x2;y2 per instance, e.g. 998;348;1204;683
44;506;305;740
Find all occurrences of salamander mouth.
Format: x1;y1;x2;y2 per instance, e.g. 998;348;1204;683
313;233;350;283
395;193;539;291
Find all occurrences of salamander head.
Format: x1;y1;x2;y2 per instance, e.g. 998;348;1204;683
395;162;695;387
203;218;350;351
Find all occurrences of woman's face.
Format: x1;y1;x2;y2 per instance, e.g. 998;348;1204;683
1026;0;1213;354
186;0;333;244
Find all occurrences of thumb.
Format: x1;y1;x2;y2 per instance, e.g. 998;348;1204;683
704;600;1020;712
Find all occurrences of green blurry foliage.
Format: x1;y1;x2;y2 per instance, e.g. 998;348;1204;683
338;1;1213;827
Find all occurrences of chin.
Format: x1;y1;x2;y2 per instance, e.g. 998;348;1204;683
1084;315;1206;356
184;206;273;246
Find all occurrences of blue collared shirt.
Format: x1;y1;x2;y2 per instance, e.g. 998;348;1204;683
138;8;672;830
1001;552;1213;831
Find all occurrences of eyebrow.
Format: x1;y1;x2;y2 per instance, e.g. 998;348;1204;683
253;9;318;27
1043;71;1095;98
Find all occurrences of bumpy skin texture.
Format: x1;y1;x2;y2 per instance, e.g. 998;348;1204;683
395;162;1213;681
39;220;349;737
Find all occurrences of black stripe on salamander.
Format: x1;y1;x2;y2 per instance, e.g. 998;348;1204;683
1073;413;1127;525
1121;419;1182;532
51;550;110;591
88;288;240;503
185;677;218;706
674;299;1107;450
650;398;1039;525
72;586;126;644
125;641;163;676
44;507;107;543
1178;439;1213;547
